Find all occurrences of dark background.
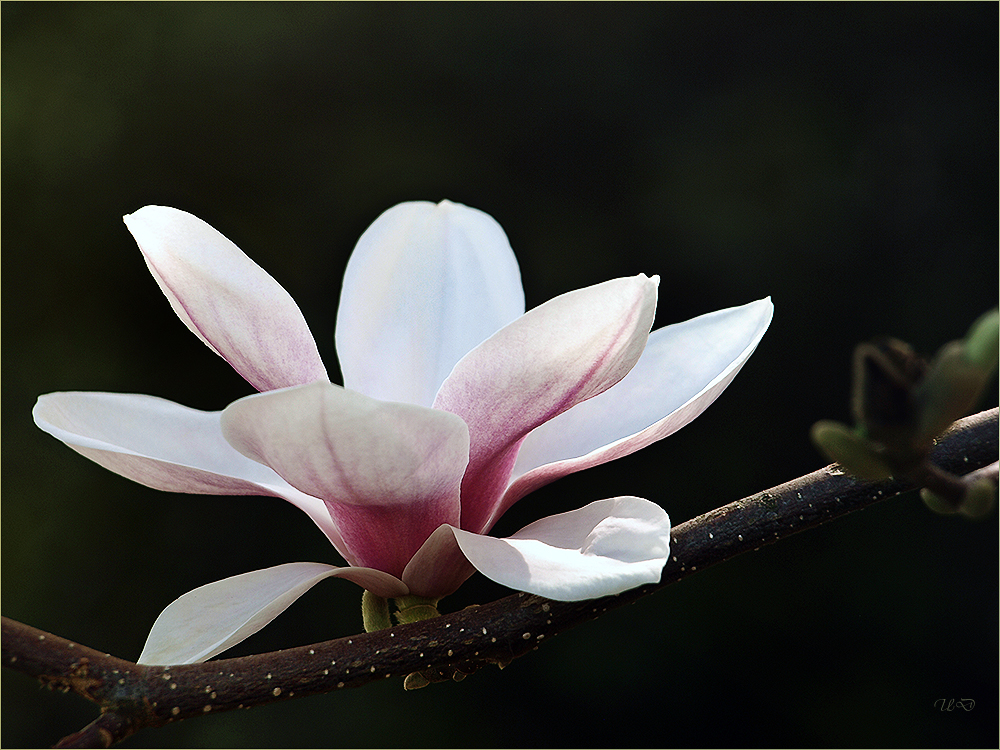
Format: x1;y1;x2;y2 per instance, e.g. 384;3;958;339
3;3;997;747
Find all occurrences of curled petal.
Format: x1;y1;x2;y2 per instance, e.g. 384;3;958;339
336;200;524;408
32;391;351;559
401;524;478;599
504;297;773;509
435;275;658;533
124;206;328;392
449;497;671;601
221;381;469;577
138;563;408;665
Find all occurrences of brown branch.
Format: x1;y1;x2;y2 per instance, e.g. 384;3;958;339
3;407;996;748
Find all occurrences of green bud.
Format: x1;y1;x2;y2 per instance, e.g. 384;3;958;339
921;478;996;519
920;487;958;515
361;590;392;632
963;308;999;371
914;342;982;441
810;420;893;480
916;337;995;443
393;595;442;624
958;477;996;519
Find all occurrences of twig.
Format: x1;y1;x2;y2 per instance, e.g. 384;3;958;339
3;407;996;748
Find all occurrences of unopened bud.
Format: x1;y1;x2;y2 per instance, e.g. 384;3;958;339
963;308;999;371
916;340;995;443
915;309;997;443
811;420;893;480
958;477;996;519
393;595;442;624
920;488;958;515
361;590;392;633
921;478;996;519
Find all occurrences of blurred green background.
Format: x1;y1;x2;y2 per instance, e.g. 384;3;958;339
3;3;997;747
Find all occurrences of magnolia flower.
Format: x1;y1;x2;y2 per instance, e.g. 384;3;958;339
33;200;772;665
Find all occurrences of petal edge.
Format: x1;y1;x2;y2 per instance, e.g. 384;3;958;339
138;563;407;665
450;497;670;601
124;206;329;392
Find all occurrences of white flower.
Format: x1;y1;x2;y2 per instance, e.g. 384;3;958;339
34;200;772;664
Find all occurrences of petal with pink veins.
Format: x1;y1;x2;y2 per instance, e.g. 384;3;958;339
501;298;774;512
124;206;329;392
434;275;659;534
221;381;470;577
336;200;524;408
32;391;353;560
137;562;408;665
449;497;670;601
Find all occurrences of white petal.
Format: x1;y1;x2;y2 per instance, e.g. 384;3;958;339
124;206;329;392
137;563;408;665
434;274;658;534
221;381;469;577
32;391;351;558
450;497;671;601
336;200;524;407
505;297;773;503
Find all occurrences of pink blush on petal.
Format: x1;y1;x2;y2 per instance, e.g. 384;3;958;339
325;501;449;579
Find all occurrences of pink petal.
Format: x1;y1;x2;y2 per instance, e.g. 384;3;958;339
124;206;329;392
138;562;408;665
504;297;774;508
401;524;478;598
32;391;352;558
449;497;671;601
221;381;470;578
434;275;658;534
335;200;524;408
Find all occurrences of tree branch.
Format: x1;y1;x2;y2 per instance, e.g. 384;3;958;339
4;407;996;748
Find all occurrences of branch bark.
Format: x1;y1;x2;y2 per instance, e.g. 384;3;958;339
4;407;996;748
